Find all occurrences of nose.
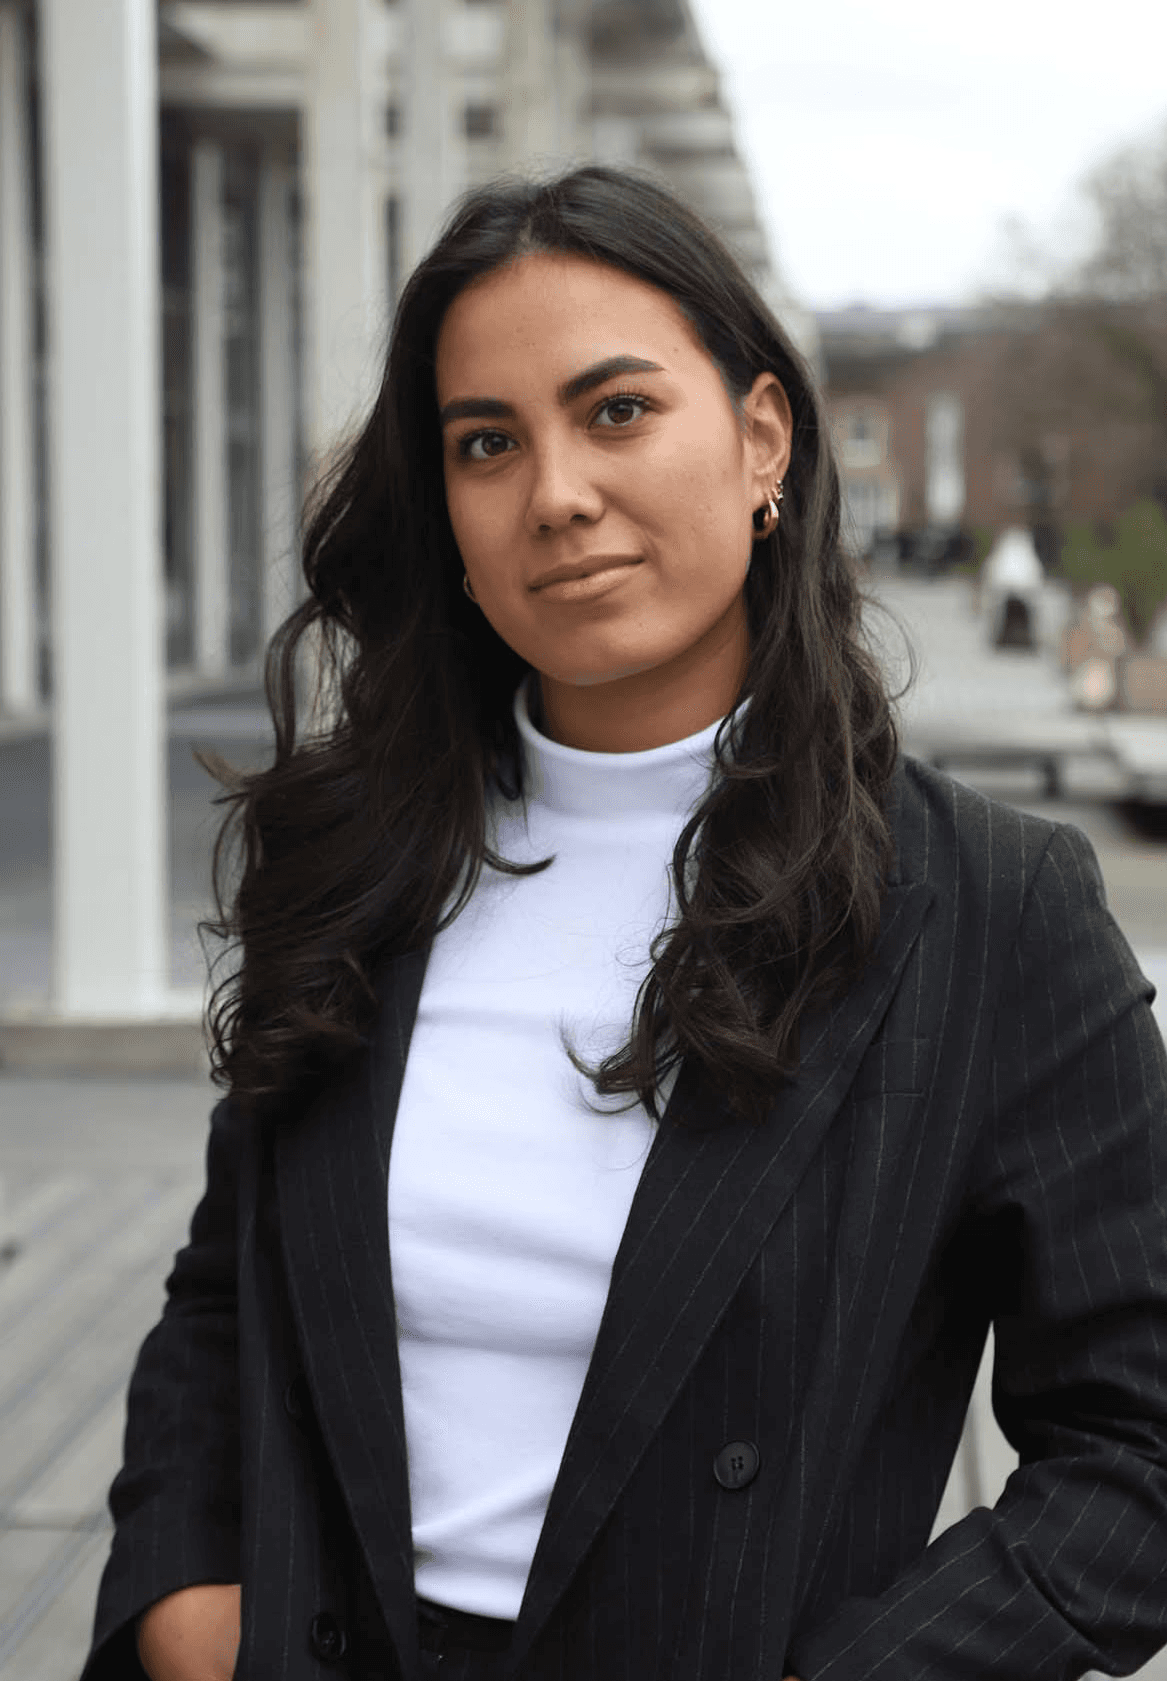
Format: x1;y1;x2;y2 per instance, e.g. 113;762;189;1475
524;436;603;536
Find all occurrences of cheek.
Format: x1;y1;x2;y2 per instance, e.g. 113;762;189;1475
649;451;753;579
445;479;539;653
640;419;747;524
446;480;504;578
444;474;472;551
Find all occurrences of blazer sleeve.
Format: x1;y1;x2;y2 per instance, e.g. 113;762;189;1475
80;1099;245;1681
788;822;1167;1681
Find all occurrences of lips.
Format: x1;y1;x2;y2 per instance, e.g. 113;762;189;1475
529;556;641;591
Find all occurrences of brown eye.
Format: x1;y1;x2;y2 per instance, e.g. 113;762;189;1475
594;394;647;428
462;430;515;461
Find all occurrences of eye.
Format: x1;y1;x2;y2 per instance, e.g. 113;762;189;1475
459;429;516;461
593;392;649;429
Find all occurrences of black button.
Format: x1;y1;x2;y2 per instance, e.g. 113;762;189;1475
309;1611;347;1661
713;1440;760;1489
284;1376;309;1426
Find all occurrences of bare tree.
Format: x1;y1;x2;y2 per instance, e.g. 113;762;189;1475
985;121;1167;523
1079;126;1167;302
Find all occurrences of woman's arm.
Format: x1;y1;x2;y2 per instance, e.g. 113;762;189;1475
137;1584;241;1681
81;1101;247;1680
788;824;1167;1680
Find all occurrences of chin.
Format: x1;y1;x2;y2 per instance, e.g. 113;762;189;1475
542;655;662;689
532;633;676;690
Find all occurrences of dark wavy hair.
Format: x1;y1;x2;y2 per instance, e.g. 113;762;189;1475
203;164;898;1125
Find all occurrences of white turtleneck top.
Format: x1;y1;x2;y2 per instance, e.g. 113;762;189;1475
386;680;725;1620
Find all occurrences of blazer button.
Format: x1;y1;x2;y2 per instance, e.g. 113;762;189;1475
713;1440;760;1490
309;1611;348;1662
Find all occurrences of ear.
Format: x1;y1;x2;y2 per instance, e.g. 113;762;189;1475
742;372;793;503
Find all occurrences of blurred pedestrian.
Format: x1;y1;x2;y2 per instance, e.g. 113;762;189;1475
982;526;1044;649
84;168;1167;1681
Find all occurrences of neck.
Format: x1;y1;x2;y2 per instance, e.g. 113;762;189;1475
536;609;749;753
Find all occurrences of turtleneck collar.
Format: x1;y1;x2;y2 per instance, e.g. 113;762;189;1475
512;675;732;820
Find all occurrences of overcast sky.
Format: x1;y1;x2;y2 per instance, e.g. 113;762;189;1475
688;0;1167;311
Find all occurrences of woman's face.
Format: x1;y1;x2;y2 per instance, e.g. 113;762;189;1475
435;252;792;751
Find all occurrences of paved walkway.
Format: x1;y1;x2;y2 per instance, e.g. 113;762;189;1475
876;570;1167;797
2;576;1166;1677
0;1078;209;1679
880;575;1167;1036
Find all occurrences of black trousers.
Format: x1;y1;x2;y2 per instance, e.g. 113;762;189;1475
417;1596;515;1681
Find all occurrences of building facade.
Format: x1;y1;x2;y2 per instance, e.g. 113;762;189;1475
0;0;813;724
0;0;809;1021
816;301;1155;570
816;306;993;564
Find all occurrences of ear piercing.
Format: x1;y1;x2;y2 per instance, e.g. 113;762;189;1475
752;479;784;539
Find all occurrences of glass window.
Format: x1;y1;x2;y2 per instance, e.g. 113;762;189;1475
839;406;883;470
160;122;194;668
386;195;400;309
222;145;262;667
848;411;873;443
463;103;498;140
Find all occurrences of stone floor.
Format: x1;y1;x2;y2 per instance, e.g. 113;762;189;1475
0;1077;209;1679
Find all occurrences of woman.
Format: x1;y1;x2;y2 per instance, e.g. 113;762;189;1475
84;167;1167;1681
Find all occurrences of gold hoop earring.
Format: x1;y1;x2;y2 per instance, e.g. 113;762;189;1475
463;572;477;603
752;478;784;540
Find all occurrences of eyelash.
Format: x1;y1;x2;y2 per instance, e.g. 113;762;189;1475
456;388;652;460
594;387;650;426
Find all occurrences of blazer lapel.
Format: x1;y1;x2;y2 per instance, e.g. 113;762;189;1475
276;945;430;1676
508;879;934;1670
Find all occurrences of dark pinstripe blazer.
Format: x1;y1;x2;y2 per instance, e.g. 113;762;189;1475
84;758;1167;1681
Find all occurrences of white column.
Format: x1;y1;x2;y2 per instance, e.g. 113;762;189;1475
304;0;382;455
0;3;38;715
401;0;448;279
191;138;230;678
505;0;557;168
259;144;300;645
548;2;591;164
41;0;168;1015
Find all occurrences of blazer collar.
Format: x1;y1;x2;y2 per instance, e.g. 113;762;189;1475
276;945;430;1679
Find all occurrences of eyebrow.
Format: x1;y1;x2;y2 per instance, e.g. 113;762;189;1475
438;354;665;426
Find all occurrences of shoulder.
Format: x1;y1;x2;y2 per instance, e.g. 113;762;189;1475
885;759;1141;1059
887;754;1111;940
891;752;1061;889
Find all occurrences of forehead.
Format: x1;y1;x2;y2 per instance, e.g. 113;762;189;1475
434;252;712;398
